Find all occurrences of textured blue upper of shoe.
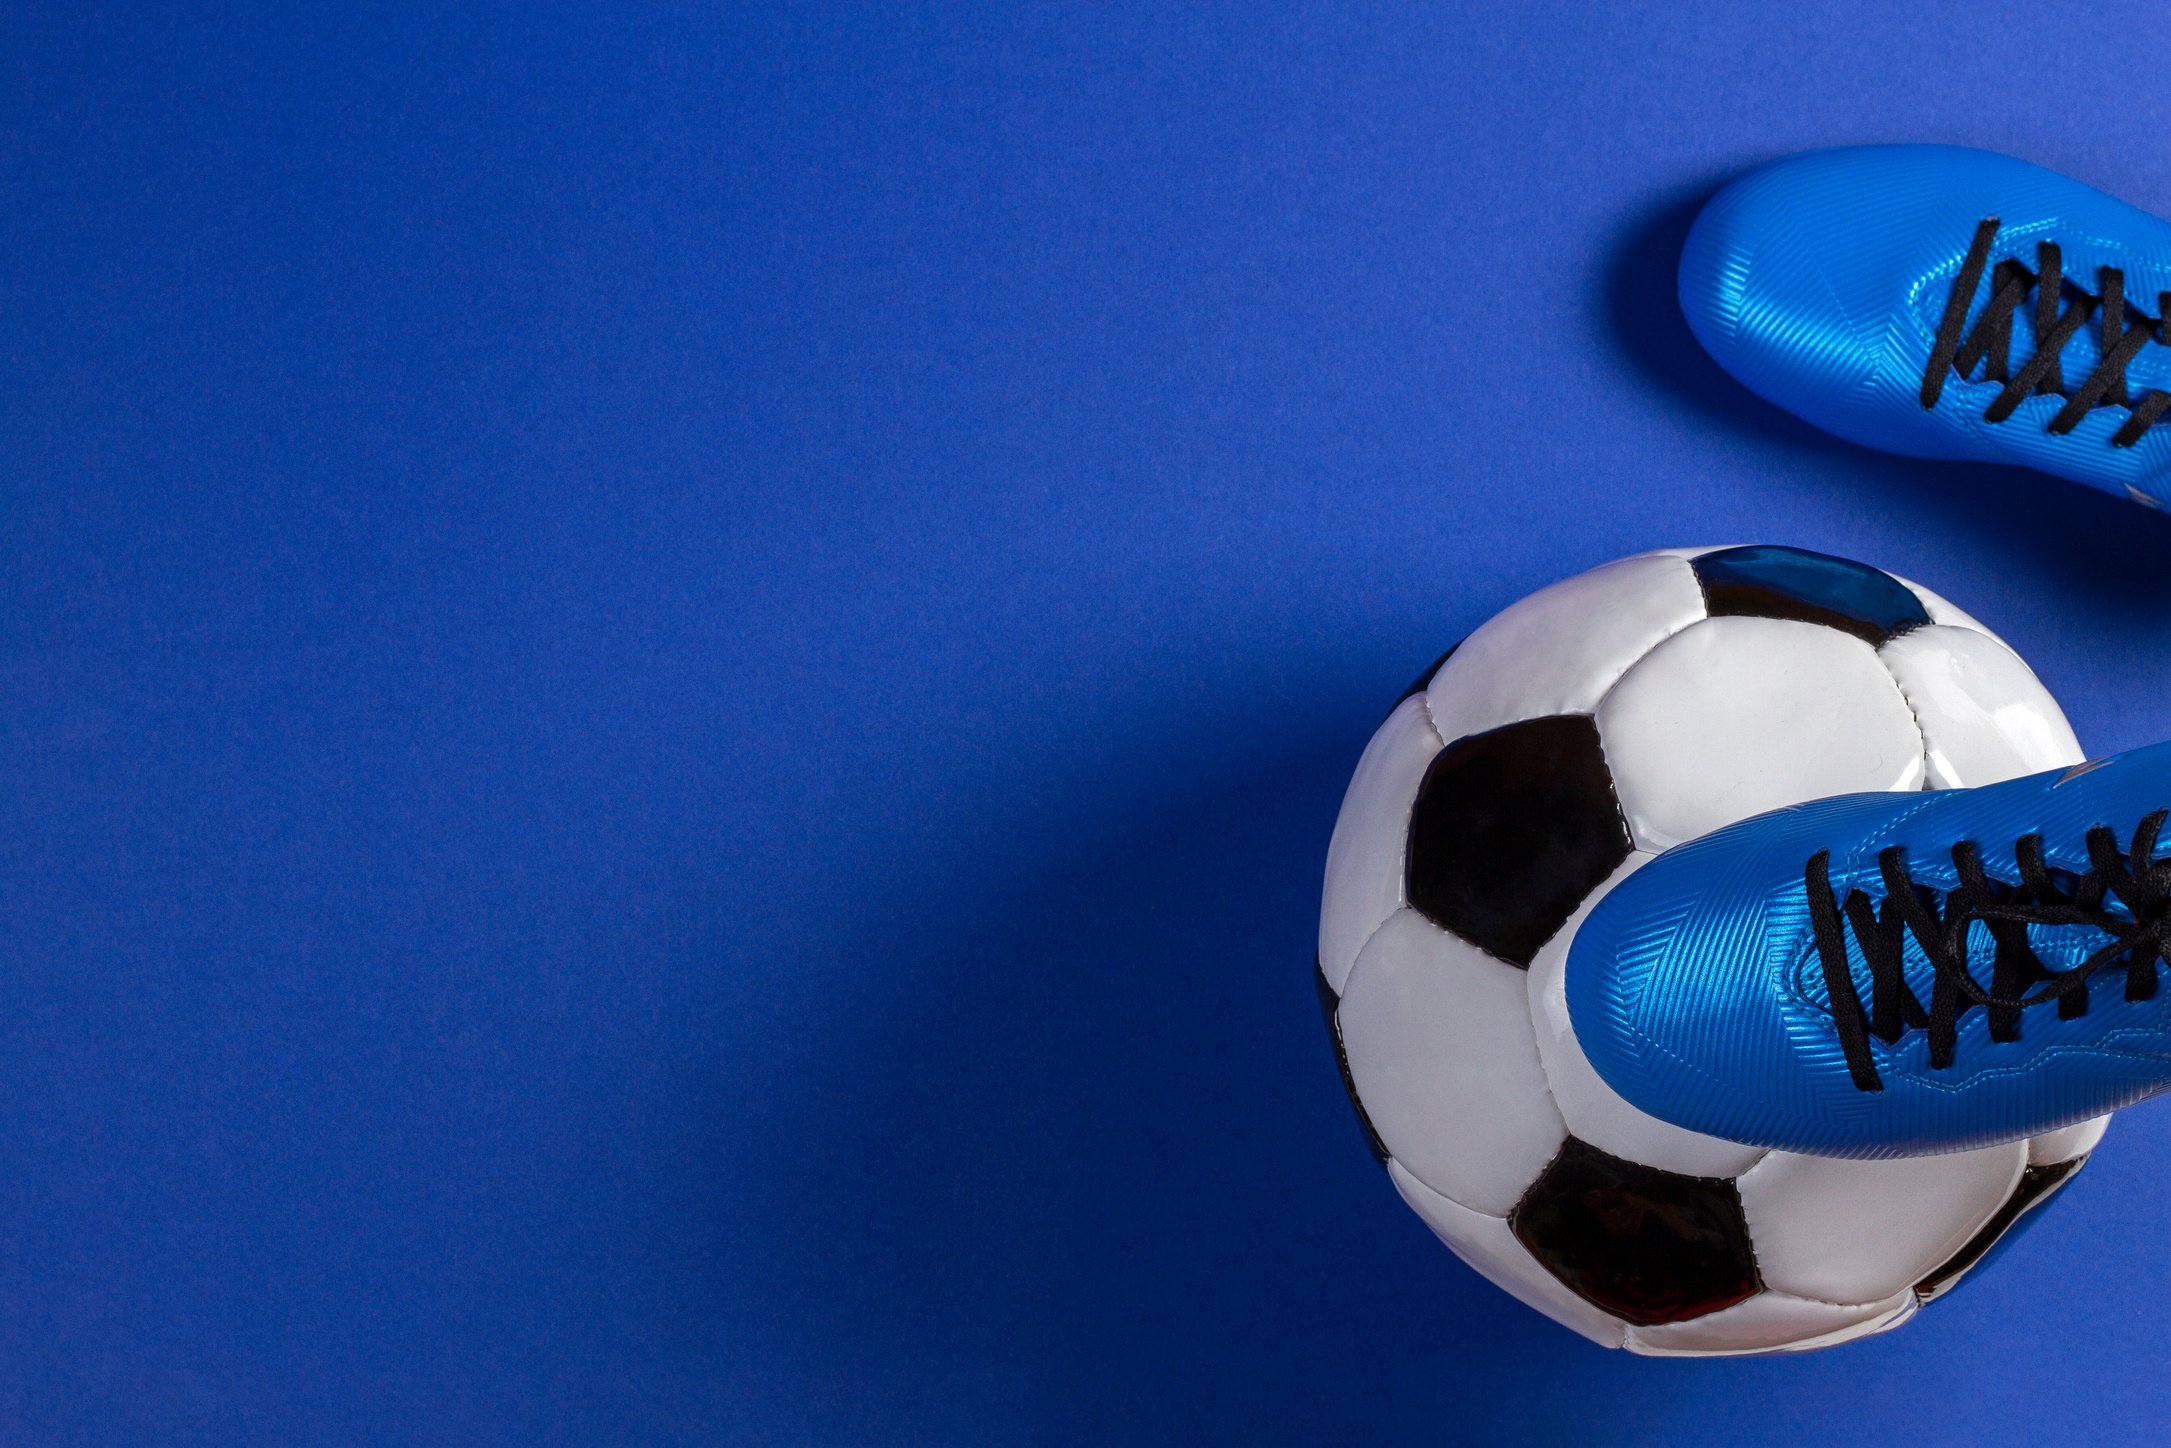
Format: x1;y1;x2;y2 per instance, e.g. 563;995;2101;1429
1568;740;2171;1157
1681;144;2171;508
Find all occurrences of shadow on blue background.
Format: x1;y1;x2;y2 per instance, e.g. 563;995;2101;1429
739;670;1620;1442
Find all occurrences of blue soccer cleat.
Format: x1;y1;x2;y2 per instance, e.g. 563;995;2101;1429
1681;144;2171;509
1568;740;2171;1157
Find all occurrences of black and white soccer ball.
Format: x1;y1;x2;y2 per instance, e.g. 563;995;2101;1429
1316;545;2110;1356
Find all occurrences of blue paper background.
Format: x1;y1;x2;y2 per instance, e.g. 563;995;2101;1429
6;3;2171;1442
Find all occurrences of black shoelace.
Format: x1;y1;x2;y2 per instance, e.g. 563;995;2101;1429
1805;811;2171;1092
1921;217;2171;447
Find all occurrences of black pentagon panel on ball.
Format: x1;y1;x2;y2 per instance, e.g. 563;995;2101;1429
1691;543;1931;646
1510;1136;1761;1326
1314;959;1390;1168
1913;1154;2090;1305
1405;714;1631;968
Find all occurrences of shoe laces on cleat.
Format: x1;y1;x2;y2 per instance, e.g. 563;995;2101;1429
1922;217;2171;447
1805;810;2171;1092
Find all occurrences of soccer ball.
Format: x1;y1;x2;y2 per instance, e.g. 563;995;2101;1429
1316;545;2109;1356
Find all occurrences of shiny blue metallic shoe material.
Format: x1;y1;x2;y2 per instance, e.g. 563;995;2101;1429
1567;741;2171;1157
1681;144;2171;509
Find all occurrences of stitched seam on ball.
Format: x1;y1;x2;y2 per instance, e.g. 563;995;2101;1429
1872;640;1937;789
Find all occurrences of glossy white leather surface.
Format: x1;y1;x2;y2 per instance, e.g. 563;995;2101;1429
1339;909;1565;1216
1317;694;1443;994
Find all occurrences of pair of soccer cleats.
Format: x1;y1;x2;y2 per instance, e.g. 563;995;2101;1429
1573;147;2171;1157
